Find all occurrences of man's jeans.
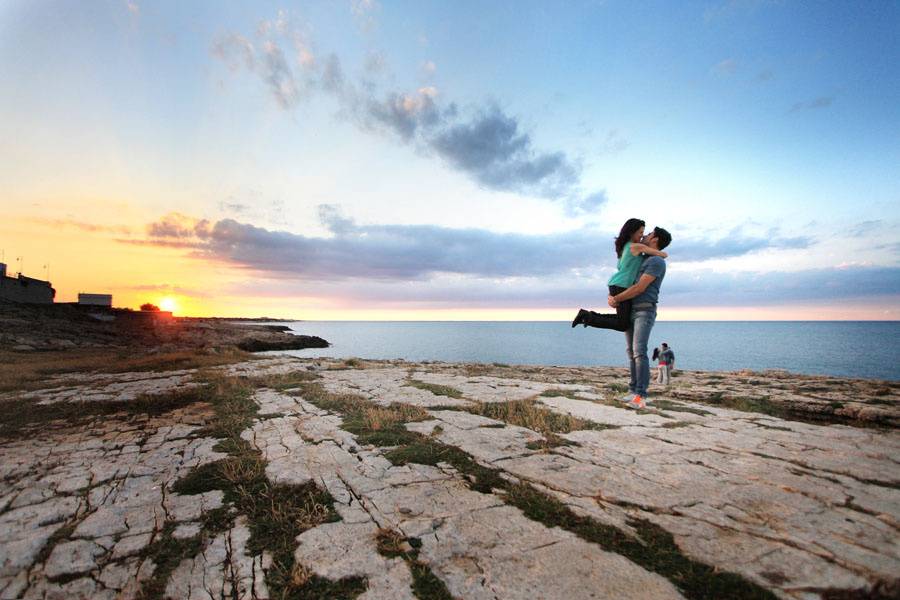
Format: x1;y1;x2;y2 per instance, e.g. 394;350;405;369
625;306;657;397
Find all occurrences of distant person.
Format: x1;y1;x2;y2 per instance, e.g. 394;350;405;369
571;218;667;331
657;342;675;385
652;346;662;381
607;227;672;409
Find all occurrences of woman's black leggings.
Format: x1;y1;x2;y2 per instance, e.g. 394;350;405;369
582;285;631;332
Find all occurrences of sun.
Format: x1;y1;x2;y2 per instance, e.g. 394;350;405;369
159;296;178;313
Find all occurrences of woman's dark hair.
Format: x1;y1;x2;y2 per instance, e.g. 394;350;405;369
615;218;645;258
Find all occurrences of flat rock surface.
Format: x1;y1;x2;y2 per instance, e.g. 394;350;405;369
1;356;897;599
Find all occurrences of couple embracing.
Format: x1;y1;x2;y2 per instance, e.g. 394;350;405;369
572;218;672;409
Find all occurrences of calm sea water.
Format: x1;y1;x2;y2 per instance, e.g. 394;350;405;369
265;321;900;381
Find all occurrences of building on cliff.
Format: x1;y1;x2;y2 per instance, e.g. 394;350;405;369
78;293;113;307
0;262;55;304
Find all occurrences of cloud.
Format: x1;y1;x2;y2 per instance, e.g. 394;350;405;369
673;227;811;262
123;283;211;298
219;201;250;214
597;129;630;155
126;1;139;16
211;12;602;215
661;266;900;305
351;0;379;32
212;12;317;110
216;265;900;310
789;96;834;113
429;106;580;199
364;51;387;74
711;58;738;77
146;213;210;238
132;211;815;283
26;218;132;235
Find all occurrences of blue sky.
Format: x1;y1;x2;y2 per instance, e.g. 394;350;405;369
1;0;898;319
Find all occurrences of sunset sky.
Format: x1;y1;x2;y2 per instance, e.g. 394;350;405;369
1;1;898;320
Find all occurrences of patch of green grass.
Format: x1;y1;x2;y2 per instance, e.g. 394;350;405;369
752;419;793;432
427;404;470;411
375;529;454;600
245;370;321;391
410;561;455;600
491;362;511;368
0;385;210;439
607;383;629;393
406;379;465;399
298;382;431;448
344;358;362;368
525;432;582;450
651;400;712;416
660;421;692;429
33;521;78;567
540;388;583;400
137;522;205;599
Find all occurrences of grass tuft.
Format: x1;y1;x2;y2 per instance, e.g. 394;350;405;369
406;379;465;399
0;386;210;439
374;529;454;600
466;397;607;436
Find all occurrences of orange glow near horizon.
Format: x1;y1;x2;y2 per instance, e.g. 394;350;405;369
2;215;898;322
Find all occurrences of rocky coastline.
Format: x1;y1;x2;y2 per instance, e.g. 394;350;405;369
0;305;898;599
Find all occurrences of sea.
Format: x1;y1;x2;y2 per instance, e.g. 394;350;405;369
264;321;900;381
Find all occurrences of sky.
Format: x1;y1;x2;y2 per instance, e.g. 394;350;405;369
1;0;898;320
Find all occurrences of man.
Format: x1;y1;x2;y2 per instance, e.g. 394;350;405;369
657;342;675;385
608;226;672;409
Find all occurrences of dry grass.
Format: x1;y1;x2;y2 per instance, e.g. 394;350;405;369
244;370;320;390
375;528;408;556
363;404;429;430
405;379;465;399
0;348;252;393
467;397;604;435
289;563;313;588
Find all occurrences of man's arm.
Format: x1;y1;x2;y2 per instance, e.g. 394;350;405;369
608;273;656;307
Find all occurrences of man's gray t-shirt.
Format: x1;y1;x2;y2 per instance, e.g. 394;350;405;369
633;256;666;305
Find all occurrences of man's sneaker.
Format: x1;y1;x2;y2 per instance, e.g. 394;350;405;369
619;393;635;403
626;395;646;410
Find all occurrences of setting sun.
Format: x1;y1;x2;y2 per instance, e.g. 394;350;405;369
159;296;177;314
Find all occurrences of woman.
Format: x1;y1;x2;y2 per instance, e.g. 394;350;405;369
571;218;667;331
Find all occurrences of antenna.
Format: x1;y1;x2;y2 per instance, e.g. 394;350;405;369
15;256;22;276
43;263;50;281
